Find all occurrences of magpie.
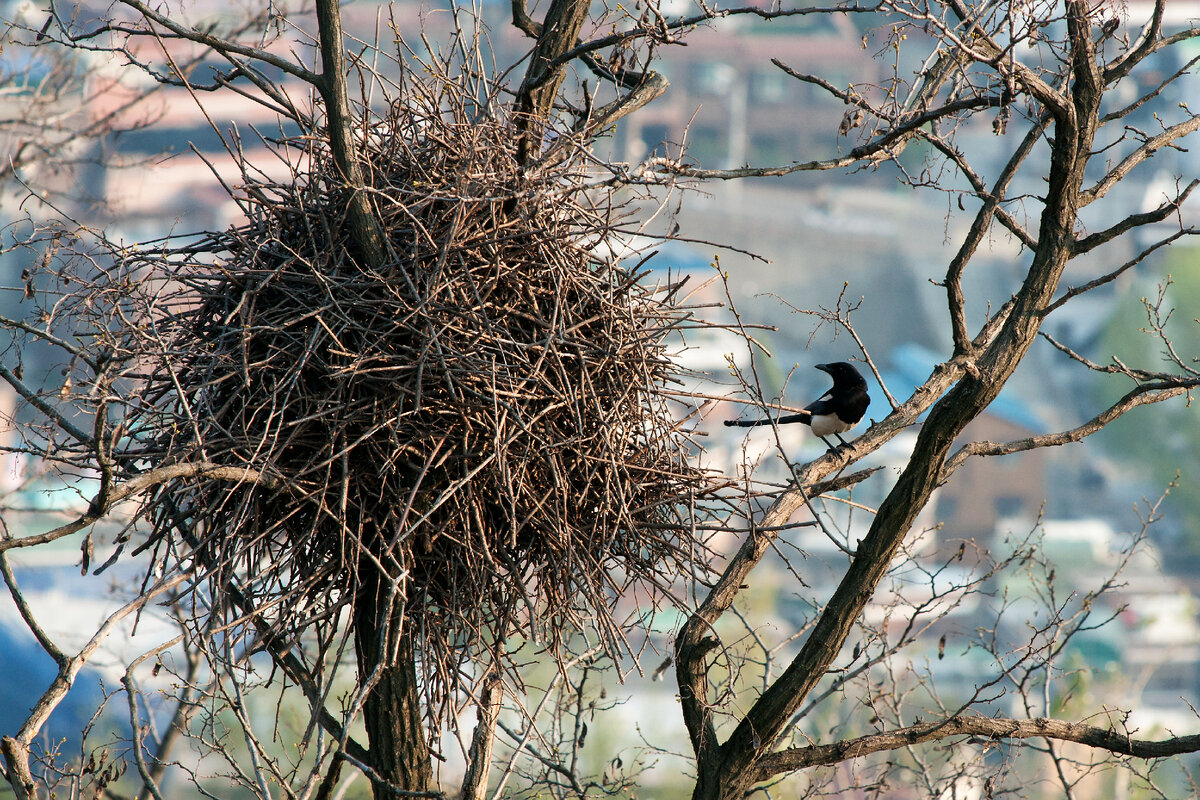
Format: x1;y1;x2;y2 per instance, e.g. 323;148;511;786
724;362;870;451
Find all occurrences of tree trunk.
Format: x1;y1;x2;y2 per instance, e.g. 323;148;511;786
354;568;433;798
314;2;427;791
314;0;386;267
513;0;592;164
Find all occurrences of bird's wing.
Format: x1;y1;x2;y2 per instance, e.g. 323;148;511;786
842;391;870;424
804;393;837;417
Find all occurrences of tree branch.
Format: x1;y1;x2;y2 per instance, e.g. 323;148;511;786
645;84;1006;181
0;362;92;445
941;118;1048;354
938;0;1069;118
0;736;35;800
1080;117;1200;207
514;0;593;165
12;568;191;746
923;132;1041;253
1100;53;1200;126
515;2;884;67
1073;179;1198;255
123;640;189;800
0;462;281;553
314;0;386;266
570;72;669;145
755;714;1200;779
1102;0;1166;83
112;0;321;85
1044;227;1195;314
941;379;1199;480
461;674;504;800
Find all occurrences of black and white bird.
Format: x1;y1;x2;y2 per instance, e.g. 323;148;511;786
724;362;870;451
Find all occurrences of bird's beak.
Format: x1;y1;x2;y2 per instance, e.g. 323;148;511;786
815;363;831;373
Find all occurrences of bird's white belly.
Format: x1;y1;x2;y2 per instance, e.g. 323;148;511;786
810;413;852;437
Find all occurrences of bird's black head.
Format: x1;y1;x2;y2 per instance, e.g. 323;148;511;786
815;361;867;389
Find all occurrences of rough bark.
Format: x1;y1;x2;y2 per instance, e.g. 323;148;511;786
314;0;386;267
354;567;433;798
460;674;504;800
513;0;592;164
311;3;430;793
1;737;35;800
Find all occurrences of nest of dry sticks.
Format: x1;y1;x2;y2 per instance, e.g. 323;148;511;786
119;87;717;703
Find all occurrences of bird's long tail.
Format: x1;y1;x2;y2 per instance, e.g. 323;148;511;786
723;411;812;427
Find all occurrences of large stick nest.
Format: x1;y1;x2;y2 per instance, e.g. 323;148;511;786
122;87;719;700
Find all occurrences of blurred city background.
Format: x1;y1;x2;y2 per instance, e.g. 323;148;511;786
1;0;1199;796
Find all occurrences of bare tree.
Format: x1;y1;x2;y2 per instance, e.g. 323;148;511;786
0;0;1198;798
672;1;1200;798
